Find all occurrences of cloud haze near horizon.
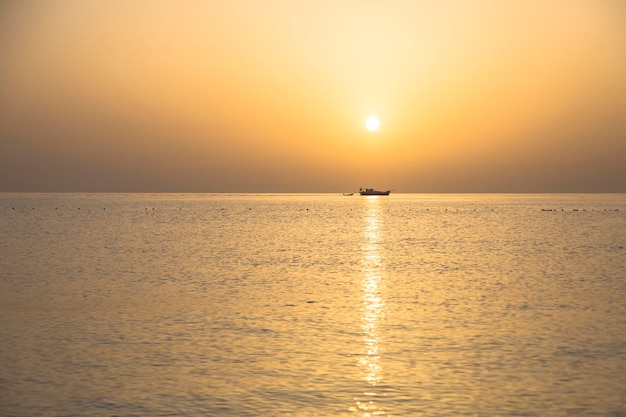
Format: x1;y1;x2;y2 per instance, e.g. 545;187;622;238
1;0;625;192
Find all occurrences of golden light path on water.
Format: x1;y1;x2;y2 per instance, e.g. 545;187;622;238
352;196;387;416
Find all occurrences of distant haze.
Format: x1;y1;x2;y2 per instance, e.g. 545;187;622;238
1;1;625;192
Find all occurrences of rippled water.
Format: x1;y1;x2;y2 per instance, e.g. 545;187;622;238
1;193;625;416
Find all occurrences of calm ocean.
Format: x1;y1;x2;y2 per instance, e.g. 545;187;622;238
1;193;625;416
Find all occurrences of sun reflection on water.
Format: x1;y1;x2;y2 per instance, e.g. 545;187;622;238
353;196;387;416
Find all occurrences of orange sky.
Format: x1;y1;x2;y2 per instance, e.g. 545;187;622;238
1;0;625;192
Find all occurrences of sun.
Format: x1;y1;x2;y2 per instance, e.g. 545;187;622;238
365;116;380;131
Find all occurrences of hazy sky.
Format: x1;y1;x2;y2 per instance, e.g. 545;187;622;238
1;1;625;192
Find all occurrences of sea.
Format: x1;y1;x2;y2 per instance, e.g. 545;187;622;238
1;193;625;417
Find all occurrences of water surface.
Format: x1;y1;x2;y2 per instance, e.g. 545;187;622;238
1;193;625;416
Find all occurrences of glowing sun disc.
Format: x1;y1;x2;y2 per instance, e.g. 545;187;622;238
365;116;380;131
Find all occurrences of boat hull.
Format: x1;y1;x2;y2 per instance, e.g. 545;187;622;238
359;188;390;196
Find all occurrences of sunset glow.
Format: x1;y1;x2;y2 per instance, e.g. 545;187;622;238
0;1;624;192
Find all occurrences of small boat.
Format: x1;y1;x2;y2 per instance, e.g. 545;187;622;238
359;188;390;196
342;193;354;196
